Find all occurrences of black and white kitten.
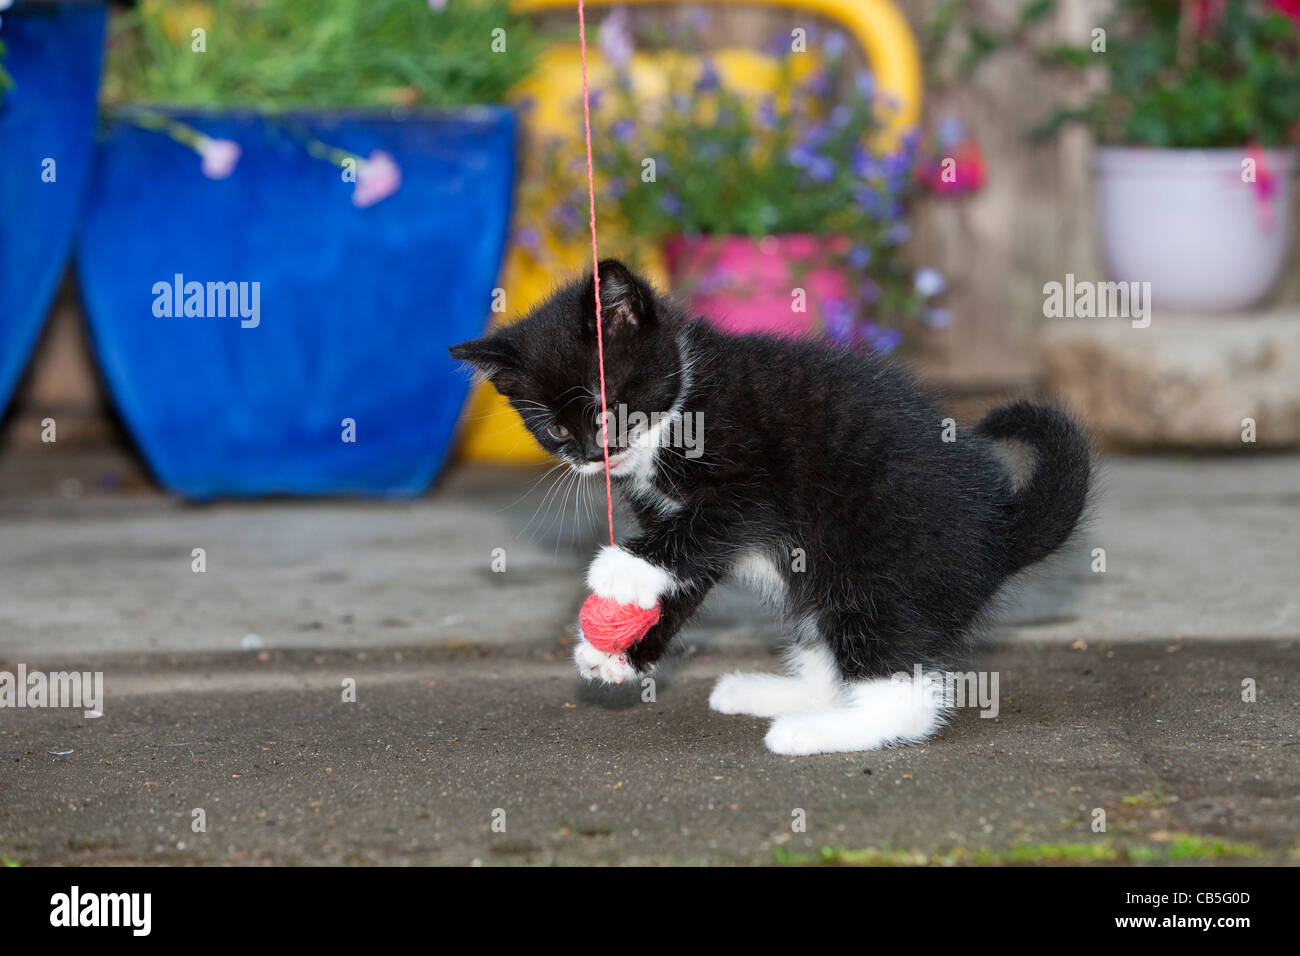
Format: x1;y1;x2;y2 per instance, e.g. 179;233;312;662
450;260;1091;755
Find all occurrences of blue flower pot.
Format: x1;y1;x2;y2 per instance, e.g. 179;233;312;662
0;1;106;414
76;108;516;499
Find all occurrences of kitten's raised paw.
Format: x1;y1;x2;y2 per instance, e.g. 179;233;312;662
573;637;638;685
586;545;673;609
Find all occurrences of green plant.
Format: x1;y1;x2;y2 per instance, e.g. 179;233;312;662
101;0;538;110
0;4;11;107
520;23;948;351
926;0;1300;147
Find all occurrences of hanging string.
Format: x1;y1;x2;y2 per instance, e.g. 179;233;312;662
577;0;616;547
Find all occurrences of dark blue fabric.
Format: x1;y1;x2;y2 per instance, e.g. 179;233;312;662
0;3;106;415
76;108;515;499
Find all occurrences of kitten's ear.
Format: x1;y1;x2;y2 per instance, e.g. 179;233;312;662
448;335;519;382
583;259;655;335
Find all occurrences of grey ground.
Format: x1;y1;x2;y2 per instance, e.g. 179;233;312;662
1;453;1298;865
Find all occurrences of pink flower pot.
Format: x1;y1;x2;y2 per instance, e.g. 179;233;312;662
663;234;849;337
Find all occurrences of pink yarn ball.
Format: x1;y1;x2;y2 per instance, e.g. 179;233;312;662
579;594;661;654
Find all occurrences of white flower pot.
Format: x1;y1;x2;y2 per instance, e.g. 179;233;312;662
1095;147;1296;312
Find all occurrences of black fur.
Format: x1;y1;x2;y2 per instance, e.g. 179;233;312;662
451;260;1092;680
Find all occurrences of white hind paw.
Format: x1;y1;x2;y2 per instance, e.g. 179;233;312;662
764;702;944;756
764;712;852;755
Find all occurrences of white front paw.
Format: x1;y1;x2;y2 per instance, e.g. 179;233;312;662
586;545;673;609
574;637;639;685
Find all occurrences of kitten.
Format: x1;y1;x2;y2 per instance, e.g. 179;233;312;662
450;260;1091;755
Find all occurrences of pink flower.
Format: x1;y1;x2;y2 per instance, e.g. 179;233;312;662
1270;0;1300;26
1191;0;1226;35
352;150;402;207
1247;145;1280;230
917;136;986;197
197;137;241;180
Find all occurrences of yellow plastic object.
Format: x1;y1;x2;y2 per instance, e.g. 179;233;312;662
457;0;922;464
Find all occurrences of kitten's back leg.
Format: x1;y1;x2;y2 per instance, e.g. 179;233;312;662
762;612;954;755
763;673;952;754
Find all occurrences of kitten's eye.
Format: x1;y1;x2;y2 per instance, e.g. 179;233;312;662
547;423;570;441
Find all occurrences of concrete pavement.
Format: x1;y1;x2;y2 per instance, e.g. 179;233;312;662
1;455;1297;662
3;642;1297;865
1;452;1297;864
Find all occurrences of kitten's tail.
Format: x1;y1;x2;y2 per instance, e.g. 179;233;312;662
976;400;1092;575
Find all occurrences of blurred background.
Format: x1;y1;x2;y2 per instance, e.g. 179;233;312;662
3;0;1298;500
4;0;1300;868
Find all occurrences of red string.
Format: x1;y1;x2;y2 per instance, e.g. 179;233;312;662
577;0;616;547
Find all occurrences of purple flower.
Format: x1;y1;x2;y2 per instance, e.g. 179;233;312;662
829;104;853;129
882;151;913;190
197;137;241;180
353;150;401;207
823;298;855;344
853;186;884;217
860;279;882;304
757;98;779;129
924;308;953;329
556;204;580;230
612;119;635;142
515;226;541;251
886;222;911;245
695;59;720;93
765;34;790;59
848;246;873;269
599;8;634;68
853;70;876;100
808;155;836;183
788;143;817;168
806;70;831;99
801;123;830;148
824;31;848;60
660;192;683;217
853;146;882;182
866;324;903;354
914;267;946;298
